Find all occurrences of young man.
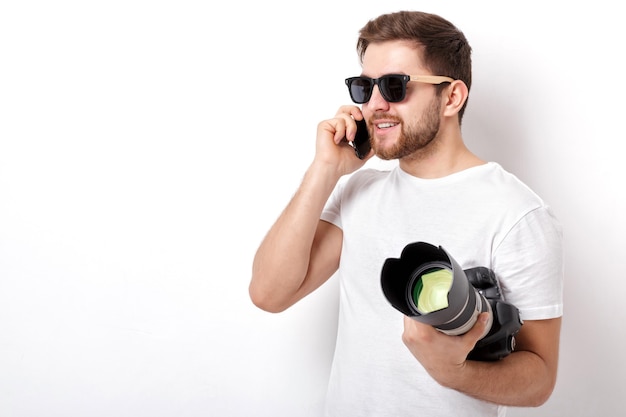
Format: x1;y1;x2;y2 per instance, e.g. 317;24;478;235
250;10;563;417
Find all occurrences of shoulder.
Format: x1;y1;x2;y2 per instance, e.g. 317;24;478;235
479;163;548;210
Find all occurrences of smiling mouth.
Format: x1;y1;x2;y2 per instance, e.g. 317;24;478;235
376;122;398;129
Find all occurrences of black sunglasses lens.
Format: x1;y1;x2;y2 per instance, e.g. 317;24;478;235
348;78;372;104
380;75;406;102
346;75;407;103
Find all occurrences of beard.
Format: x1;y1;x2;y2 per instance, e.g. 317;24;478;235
374;95;442;161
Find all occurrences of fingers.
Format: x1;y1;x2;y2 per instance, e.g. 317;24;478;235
403;312;491;357
463;312;491;345
312;105;369;175
402;315;438;345
334;105;363;142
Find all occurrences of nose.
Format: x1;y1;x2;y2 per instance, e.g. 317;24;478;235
366;84;391;112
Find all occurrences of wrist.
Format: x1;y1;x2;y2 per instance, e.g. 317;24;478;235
307;159;344;187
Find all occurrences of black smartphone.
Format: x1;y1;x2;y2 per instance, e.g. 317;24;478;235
352;118;371;159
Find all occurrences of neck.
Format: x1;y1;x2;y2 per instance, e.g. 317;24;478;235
398;131;485;179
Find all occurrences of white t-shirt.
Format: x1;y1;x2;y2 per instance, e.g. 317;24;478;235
320;162;563;417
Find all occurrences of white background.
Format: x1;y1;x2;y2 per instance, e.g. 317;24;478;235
1;1;624;416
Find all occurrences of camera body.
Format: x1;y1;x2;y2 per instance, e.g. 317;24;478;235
463;266;523;360
381;242;523;361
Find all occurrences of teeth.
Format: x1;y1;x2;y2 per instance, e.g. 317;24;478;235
377;122;397;129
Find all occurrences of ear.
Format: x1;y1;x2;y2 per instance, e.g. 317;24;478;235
442;80;469;117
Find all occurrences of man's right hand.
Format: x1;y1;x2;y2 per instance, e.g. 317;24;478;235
313;105;374;178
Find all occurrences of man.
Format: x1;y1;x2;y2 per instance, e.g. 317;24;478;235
249;10;563;417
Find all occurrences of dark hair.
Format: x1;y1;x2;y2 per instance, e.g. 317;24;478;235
357;11;472;121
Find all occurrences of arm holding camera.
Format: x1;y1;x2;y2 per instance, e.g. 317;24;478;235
381;241;561;406
402;315;561;406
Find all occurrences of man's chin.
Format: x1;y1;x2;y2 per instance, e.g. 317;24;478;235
373;142;400;160
374;149;398;161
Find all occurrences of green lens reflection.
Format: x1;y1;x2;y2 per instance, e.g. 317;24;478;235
412;268;453;313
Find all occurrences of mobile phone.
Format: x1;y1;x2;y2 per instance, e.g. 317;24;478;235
352;118;371;159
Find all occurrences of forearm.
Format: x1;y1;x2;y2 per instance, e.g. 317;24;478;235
442;350;556;407
250;161;341;312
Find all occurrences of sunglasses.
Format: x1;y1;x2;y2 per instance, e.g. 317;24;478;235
345;74;454;104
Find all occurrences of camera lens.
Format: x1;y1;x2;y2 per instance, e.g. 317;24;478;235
381;242;522;360
412;266;453;313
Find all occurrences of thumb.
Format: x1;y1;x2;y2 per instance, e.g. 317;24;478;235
466;312;491;343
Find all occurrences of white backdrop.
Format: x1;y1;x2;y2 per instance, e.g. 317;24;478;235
1;1;624;416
